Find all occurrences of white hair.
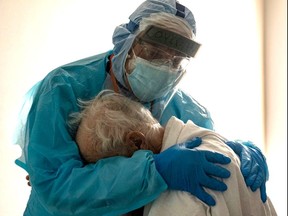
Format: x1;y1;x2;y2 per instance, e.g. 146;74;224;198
69;90;163;163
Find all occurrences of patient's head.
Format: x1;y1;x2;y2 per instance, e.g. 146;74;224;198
70;90;164;163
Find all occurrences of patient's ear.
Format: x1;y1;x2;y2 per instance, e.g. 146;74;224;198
125;131;145;150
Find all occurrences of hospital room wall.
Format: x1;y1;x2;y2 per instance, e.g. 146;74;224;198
0;0;286;215
263;0;287;215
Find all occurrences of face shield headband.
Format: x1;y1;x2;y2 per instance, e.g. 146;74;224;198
140;25;201;57
112;0;197;90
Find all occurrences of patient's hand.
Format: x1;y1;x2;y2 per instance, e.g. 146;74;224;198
26;175;31;186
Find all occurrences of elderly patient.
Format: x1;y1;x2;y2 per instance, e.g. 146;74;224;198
69;90;277;216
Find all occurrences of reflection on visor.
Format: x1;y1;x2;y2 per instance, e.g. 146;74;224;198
132;41;190;71
140;25;201;57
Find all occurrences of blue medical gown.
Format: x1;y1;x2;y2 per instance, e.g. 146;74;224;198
17;50;214;216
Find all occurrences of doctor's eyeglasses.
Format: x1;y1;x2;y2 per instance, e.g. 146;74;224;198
132;40;191;71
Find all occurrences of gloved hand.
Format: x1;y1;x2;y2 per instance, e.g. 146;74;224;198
226;140;269;202
153;137;231;206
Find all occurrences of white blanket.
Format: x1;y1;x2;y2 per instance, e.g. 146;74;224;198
144;117;277;216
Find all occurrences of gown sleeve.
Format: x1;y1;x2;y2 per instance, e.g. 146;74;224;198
160;89;214;130
18;52;167;215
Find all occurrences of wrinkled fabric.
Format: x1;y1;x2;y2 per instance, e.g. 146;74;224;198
112;0;196;88
14;1;213;215
226;140;269;202
16;52;168;216
15;51;214;216
14;81;42;171
14;0;269;214
110;0;198;119
144;117;277;216
153;138;231;206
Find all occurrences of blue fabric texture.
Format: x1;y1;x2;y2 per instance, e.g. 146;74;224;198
15;50;213;215
14;0;268;213
112;0;196;88
15;49;213;215
14;0;267;214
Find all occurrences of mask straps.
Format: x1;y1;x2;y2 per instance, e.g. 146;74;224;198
108;54;120;93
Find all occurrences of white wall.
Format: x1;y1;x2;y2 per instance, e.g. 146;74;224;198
0;0;286;215
263;0;287;215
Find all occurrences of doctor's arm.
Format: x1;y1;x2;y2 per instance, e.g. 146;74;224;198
25;85;167;215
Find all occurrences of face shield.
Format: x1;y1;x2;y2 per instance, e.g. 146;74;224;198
110;0;199;120
125;25;201;103
130;40;191;72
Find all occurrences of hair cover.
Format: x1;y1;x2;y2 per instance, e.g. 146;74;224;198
112;0;196;87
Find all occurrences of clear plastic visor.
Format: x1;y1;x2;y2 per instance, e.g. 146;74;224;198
131;40;191;71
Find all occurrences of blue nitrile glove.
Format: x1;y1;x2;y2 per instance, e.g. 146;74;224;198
226;140;269;202
153;137;231;206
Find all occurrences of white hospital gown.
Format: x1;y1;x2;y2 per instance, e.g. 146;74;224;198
144;117;277;216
